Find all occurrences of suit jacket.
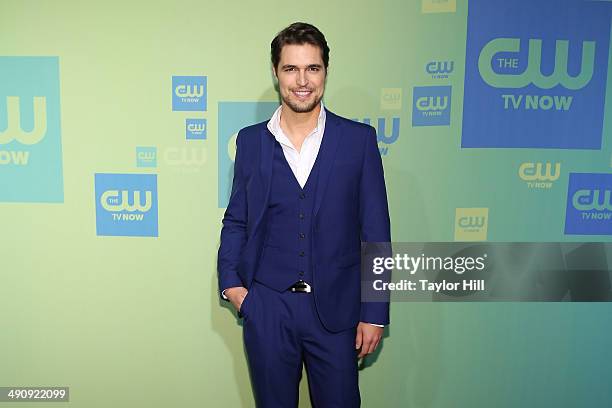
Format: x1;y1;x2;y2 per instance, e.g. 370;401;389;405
217;108;391;332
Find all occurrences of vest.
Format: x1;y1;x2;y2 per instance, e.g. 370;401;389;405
254;138;321;291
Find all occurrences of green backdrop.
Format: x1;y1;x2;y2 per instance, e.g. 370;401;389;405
2;0;612;407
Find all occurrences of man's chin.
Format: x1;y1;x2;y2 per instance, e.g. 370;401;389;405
283;97;321;114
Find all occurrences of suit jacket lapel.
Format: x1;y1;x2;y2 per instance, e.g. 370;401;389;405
313;109;342;218
251;126;275;236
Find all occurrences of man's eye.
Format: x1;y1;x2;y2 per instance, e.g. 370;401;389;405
309;67;319;71
285;67;296;71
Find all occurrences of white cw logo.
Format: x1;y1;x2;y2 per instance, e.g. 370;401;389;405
175;85;204;98
0;96;47;145
479;38;595;90
101;190;152;212
187;122;206;133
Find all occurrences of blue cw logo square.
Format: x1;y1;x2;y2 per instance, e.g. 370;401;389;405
172;76;207;111
218;101;279;207
136;146;157;168
565;173;612;235
462;0;611;149
186;118;207;140
95;173;159;237
0;57;63;202
412;86;452;126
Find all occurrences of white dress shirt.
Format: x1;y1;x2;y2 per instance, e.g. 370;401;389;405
225;103;384;328
266;102;326;187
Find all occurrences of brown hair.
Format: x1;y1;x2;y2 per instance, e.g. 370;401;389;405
271;22;330;71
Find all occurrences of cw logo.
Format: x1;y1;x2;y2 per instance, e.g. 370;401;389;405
164;147;208;167
187;122;206;133
186;118;207;140
101;190;152;212
137;151;155;162
136;147;157;168
478;38;595;89
518;162;561;182
416;95;448;111
0;96;47;145
426;61;454;74
352;117;400;156
458;216;486;229
356;117;400;145
174;84;204;98
454;208;488;241
380;88;402;110
572;189;612;211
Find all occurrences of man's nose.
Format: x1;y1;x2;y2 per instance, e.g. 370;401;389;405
297;70;308;86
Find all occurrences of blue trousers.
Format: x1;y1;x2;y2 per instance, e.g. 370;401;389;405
240;280;361;407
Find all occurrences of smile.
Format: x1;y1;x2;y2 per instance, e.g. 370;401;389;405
292;90;313;99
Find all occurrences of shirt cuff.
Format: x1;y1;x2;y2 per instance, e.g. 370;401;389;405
368;323;384;328
221;289;229;300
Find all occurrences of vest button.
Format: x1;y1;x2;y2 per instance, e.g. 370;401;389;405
299;213;305;219
299;193;306;199
299;270;304;276
299;233;305;239
299;251;305;257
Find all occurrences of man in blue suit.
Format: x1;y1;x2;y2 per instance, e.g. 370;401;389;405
217;22;391;407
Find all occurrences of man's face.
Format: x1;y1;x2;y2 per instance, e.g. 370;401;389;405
274;43;326;113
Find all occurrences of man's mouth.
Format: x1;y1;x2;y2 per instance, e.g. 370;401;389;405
292;89;313;99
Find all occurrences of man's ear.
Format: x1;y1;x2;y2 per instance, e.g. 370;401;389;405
272;66;278;80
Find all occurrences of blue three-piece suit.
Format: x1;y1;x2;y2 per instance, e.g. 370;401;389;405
217;108;391;407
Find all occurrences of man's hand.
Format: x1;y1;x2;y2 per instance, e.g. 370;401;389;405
225;286;249;312
355;322;383;358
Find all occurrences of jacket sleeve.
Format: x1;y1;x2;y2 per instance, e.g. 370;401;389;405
358;126;392;325
217;130;248;298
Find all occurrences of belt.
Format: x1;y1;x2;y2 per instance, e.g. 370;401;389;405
289;280;312;293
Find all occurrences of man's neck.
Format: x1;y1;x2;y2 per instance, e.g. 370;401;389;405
279;102;321;145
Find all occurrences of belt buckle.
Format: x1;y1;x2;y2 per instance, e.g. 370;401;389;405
290;280;312;293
